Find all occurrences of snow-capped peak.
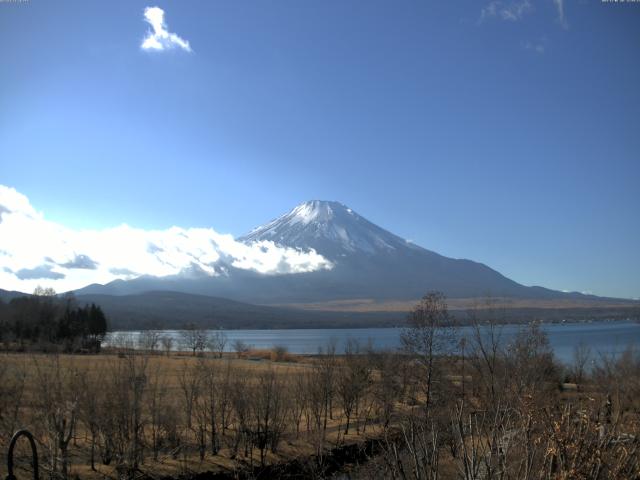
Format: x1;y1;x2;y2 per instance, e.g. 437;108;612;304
240;200;421;260
287;200;349;225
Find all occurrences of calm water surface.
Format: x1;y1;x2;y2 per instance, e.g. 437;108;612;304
109;320;640;365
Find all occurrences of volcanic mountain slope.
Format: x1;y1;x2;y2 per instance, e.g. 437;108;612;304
76;200;590;304
237;200;579;302
241;200;423;258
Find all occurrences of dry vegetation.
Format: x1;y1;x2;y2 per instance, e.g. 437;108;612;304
274;296;640;313
1;294;640;479
0;348;389;480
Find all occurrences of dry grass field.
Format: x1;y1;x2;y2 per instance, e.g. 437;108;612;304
275;296;640;314
0;349;394;480
3;308;640;480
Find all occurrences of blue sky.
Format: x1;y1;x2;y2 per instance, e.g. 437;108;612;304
1;0;639;298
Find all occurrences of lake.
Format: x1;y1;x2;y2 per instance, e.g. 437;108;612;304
108;319;640;365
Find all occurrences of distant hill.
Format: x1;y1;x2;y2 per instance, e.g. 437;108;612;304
75;290;404;330
3;288;637;330
0;288;29;302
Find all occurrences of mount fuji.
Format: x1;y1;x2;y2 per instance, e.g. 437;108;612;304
238;200;569;301
76;200;581;303
241;200;422;258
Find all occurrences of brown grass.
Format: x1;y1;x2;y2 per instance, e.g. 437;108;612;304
270;296;640;312
0;351;383;480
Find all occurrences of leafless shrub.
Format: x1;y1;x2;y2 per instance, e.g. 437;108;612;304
138;330;161;353
271;344;288;362
160;335;174;356
208;329;227;358
232;339;250;358
180;324;208;356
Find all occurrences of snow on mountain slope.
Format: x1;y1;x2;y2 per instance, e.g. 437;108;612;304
237;200;554;300
241;200;423;259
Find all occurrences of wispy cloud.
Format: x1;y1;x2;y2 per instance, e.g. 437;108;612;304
141;6;192;52
524;42;544;54
0;186;332;293
480;0;533;23
523;36;548;54
479;0;567;27
552;0;567;28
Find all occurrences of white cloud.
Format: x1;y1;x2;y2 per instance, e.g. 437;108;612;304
141;6;192;52
0;185;332;293
480;0;533;23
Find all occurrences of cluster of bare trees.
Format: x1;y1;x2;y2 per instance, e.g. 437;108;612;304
2;293;640;479
110;325;228;358
0;344;402;479
372;293;640;480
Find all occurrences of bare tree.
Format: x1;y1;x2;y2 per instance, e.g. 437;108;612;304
0;358;26;443
450;399;519;480
593;345;640;420
192;360;209;460
229;368;251;459
200;359;222;455
33;285;57;297
101;352;149;478
571;340;592;387
110;332;136;353
145;364;169;461
232;339;250;358
317;339;337;425
160;335;174;356
337;339;371;435
505;322;558;402
32;355;78;480
78;367;103;471
467;298;507;410
180;324;208;356
178;360;201;431
381;409;441;480
372;351;403;429
401;291;456;412
290;371;308;437
304;367;328;460
216;360;234;437
138;330;161;353
208;329;227;358
247;368;289;465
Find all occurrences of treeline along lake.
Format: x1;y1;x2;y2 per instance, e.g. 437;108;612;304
108;319;640;364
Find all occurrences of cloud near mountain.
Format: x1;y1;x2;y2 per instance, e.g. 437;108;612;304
0;186;331;293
